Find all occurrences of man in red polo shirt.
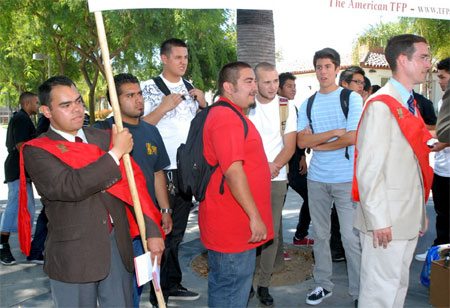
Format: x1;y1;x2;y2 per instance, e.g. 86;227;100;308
200;61;274;307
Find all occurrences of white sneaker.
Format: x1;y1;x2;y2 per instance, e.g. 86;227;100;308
415;250;428;262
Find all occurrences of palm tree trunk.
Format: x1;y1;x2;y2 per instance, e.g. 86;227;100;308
237;10;275;68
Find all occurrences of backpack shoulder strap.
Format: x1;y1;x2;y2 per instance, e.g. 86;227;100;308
214;101;248;138
306;92;317;133
153;76;171;96
340;88;352;119
182;78;194;91
279;96;289;136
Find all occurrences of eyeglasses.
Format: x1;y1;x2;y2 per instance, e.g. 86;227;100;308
350;80;365;86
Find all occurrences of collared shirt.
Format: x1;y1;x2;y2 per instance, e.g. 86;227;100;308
390;78;414;109
49;125;119;165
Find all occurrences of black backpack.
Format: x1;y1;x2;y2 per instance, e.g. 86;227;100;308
306;88;352;159
153;76;194;98
176;101;248;202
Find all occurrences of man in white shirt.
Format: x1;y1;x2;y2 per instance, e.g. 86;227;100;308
248;62;297;306
141;38;206;305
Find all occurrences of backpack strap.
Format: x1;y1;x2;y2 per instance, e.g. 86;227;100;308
152;76;171;96
306;92;317;133
340;88;352;160
279;96;289;136
213;101;249;194
182;79;194;91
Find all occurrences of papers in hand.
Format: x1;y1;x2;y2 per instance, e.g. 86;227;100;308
134;252;161;288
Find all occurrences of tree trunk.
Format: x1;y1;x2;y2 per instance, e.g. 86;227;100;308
81;62;99;124
236;10;275;68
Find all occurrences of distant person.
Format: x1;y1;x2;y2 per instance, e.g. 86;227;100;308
278;72;314;248
0;92;38;265
362;76;371;101
413;91;437;130
371;84;381;94
415;57;450;262
353;34;434;308
298;48;362;306
94;73;172;307
141;38;205;304
200;61;273;307
338;66;365;97
248;63;296;306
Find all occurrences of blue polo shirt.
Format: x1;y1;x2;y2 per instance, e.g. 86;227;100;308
297;87;363;183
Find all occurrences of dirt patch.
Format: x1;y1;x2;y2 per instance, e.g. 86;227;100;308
191;244;314;286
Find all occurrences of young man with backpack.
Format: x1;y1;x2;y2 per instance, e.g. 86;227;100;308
201;61;273;307
247;62;297;306
297;48;362;306
141;38;206;305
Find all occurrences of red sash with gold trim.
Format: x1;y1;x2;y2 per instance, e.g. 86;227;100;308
352;94;433;203
18;136;163;255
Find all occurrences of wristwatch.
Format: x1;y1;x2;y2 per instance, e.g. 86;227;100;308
160;208;173;214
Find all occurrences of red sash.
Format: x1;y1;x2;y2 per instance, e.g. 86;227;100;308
18;136;163;255
352;94;433;203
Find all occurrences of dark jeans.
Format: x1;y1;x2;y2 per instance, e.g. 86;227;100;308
150;169;192;304
432;173;449;246
28;206;47;259
288;150;310;239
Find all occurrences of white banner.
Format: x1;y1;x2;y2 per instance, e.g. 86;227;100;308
87;0;450;20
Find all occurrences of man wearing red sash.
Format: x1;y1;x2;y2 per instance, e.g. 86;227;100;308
20;76;164;307
353;34;434;308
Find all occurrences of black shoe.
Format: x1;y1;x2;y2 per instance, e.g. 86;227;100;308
332;253;346;262
27;254;44;265
168;285;200;301
0;243;16;265
249;285;255;299
306;286;332;305
257;286;274;306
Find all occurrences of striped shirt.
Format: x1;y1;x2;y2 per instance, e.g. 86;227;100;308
297;87;363;183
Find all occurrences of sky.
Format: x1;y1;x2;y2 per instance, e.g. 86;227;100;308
273;8;399;72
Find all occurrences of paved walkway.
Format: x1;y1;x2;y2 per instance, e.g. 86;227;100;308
0;187;435;307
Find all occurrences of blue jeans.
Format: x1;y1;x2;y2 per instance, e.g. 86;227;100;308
208;248;256;308
132;237;144;308
1;180;35;232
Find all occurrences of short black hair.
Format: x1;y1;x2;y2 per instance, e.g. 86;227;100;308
218;61;252;96
19;91;37;108
437;57;450;73
371;85;381;93
279;72;296;89
385;34;428;72
160;38;187;57
106;73;140;103
338;66;365;86
313;48;340;68
38;76;76;108
363;76;371;92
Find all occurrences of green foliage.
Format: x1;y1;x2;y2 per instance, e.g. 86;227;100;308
353;18;450;64
0;1;236;113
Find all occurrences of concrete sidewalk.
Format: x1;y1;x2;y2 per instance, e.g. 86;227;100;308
0;187;434;307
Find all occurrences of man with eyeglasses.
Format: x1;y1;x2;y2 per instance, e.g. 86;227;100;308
353;34;434;307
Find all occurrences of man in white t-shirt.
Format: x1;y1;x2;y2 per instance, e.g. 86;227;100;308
141;38;206;306
248;62;297;306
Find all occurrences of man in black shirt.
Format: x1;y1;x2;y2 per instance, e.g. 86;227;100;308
1;92;39;265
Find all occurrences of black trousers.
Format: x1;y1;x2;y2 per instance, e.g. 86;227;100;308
432;173;449;246
150;169;192;304
288;149;311;239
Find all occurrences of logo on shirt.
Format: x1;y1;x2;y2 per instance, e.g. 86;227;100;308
146;143;157;155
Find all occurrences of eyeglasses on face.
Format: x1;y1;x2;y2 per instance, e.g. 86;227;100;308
350;80;365;86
